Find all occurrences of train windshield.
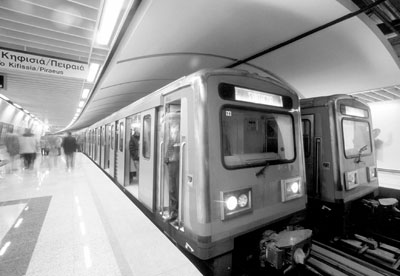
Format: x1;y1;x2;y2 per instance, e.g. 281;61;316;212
342;119;372;158
221;107;295;168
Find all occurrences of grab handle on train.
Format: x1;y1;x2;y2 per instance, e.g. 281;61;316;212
178;141;186;226
158;141;164;214
315;138;321;198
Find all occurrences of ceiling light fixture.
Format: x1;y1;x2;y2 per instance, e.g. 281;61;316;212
78;101;84;108
86;63;100;83
96;0;124;45
82;89;90;99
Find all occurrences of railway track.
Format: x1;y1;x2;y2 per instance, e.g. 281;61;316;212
307;240;399;276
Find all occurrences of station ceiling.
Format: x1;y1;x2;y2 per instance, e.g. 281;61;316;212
0;0;400;132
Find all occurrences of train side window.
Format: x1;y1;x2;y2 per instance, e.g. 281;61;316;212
142;115;151;159
342;119;372;158
111;125;114;150
119;122;124;152
302;119;311;158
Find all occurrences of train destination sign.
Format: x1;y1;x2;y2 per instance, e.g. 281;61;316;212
341;105;368;118
0;49;88;79
235;87;283;107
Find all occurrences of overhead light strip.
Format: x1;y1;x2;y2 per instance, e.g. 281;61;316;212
96;0;125;45
86;63;100;82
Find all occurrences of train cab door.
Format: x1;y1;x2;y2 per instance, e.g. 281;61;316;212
109;122;116;178
302;115;318;198
138;109;156;210
115;119;126;185
157;97;188;229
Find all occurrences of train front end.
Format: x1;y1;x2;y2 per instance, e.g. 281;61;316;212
301;95;378;237
181;70;308;273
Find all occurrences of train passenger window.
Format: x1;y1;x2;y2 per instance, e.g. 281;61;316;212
302;119;311;158
142;115;151;159
221;107;295;168
342;119;372;158
111;125;114;150
119;122;124;152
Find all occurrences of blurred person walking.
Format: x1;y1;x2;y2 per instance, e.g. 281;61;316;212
4;130;20;172
19;129;39;170
61;132;77;171
47;135;59;169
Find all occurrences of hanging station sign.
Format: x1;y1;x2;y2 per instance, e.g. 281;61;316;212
0;49;88;79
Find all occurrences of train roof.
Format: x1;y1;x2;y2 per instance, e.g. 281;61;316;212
300;94;367;109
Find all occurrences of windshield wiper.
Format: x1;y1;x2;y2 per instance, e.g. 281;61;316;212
256;161;270;177
355;144;368;163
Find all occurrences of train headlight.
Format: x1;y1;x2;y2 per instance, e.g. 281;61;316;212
226;196;238;211
345;170;358;190
238;194;248;208
367;166;377;182
221;188;252;220
281;177;303;202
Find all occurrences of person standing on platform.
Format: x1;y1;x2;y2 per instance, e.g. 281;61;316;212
19;129;39;170
129;128;140;183
61;132;77;171
4;130;20;172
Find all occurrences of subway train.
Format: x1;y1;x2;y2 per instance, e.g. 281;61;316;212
300;94;400;272
300;94;382;237
79;68;312;275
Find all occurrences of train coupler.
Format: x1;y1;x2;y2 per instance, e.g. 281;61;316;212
259;229;312;273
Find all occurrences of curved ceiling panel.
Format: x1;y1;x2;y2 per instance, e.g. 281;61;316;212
73;0;400;130
252;14;400;96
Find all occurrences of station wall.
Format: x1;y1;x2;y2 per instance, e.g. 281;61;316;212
369;99;400;172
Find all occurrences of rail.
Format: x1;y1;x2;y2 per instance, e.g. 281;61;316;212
308;240;399;276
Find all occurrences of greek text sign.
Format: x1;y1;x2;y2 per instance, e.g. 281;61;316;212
0;49;88;79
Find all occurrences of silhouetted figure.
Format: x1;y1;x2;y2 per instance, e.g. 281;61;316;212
19;129;38;170
4;131;20;172
47;135;59;169
61;132;77;171
129;129;140;183
165;117;180;222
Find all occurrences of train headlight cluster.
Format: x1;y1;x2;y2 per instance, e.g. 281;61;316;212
345;170;359;190
281;177;303;202
221;188;252;220
367;166;377;182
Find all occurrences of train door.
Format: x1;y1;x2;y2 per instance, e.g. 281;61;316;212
104;124;110;171
109;122;116;178
115;119;126;184
157;97;187;227
94;128;98;161
302;115;317;197
96;128;101;164
91;129;95;159
124;115;141;194
89;130;93;158
138;109;156;210
100;126;105;168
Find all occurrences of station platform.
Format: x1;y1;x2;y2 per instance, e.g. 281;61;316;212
378;170;400;189
0;153;202;276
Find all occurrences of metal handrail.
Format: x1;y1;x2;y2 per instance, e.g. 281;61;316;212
178;141;186;225
158;141;164;214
